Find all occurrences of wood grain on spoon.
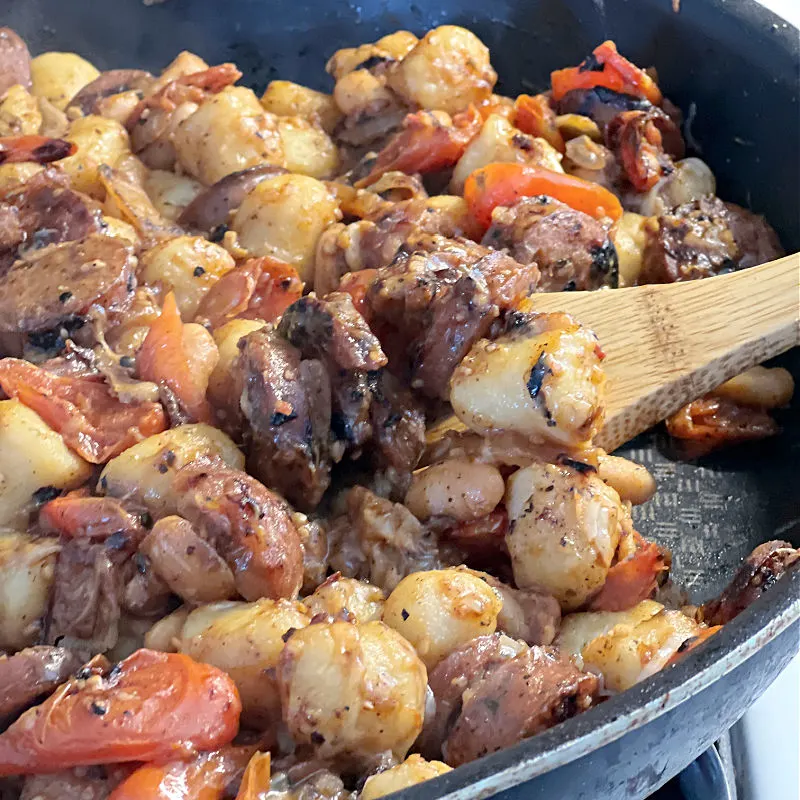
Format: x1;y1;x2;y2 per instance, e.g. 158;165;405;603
528;252;800;451
431;253;799;454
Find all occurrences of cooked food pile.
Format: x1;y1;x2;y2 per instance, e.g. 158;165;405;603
0;23;795;799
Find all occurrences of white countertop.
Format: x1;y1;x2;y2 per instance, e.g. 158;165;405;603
731;4;798;797
752;0;799;25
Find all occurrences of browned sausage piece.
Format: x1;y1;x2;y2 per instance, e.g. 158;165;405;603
641;197;740;283
0;646;81;724
12;183;102;250
641;196;783;284
701;540;799;627
67;69;155;116
442;646;599;766
46;539;127;654
366;243;497;399
368;369;425;494
177;163;287;232
235;327;332;511
278;292;387;372
175;460;304;601
0;28;32;94
413;234;540;310
483;196;618;291
718;200;784;268
0;178;102;273
0;233;135;334
139;515;237;605
422;633;526;758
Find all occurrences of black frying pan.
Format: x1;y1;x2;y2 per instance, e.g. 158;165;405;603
5;0;799;796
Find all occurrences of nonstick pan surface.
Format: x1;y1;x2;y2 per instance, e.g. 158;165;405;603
5;0;799;796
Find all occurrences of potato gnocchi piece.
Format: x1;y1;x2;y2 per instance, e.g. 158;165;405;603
100;215;139;245
140;235;236;319
276;116;339;179
304;575;385;623
505;462;628;610
232;173;340;284
361;755;452;799
596;453;657;506
0;84;41;135
638;157;716;217
388;25;496;115
713;365;794;409
0;399;92;528
558;601;702;691
277;620;427;763
610;211;648;287
152;50;210;90
60;114;132;197
30;51;100;110
208;318;267;412
179;599;311;727
98;423;244;516
144;169;205;222
450;113;564;194
326;31;418;80
332;68;398;120
0;162;42;191
450;313;606;449
382;567;503;668
0;532;60;651
405;459;505;523
143;605;191;653
260;80;342;134
173;86;284;185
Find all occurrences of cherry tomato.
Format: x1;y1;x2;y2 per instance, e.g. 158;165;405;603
550;40;663;106
109;746;254;800
0;649;241;776
0;359;166;464
0;135;77;165
138;292;214;423
463;162;623;232
587;536;666;612
360;106;482;185
194;257;303;330
513;94;565;153
39;492;144;542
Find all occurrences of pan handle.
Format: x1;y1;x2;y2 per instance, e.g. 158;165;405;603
678;743;735;800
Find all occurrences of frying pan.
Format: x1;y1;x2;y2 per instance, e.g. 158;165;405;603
6;0;799;796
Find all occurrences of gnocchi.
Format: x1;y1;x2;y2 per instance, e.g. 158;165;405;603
179;599;311;727
382;568;503;668
98;424;244;516
0;400;92;527
173;86;284;185
505;462;628;610
140;235;236;319
30;51;99;110
277;620;427;762
450;313;606;449
232;173;340;284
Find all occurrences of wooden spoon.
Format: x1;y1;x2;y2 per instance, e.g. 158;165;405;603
435;252;800;453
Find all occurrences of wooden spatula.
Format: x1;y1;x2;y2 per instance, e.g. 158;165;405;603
432;253;800;453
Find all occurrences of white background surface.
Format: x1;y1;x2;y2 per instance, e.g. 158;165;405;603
730;3;798;798
754;0;800;25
